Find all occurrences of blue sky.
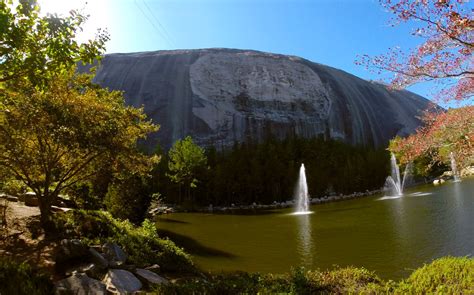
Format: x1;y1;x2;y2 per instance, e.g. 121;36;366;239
40;0;440;102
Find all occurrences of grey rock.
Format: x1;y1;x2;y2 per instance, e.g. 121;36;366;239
24;192;38;206
6;195;18;202
79;48;433;151
65;263;104;280
85;263;104;280
58;239;88;262
102;242;127;265
89;248;109;269
135;268;169;285
54;273;107;295
103;269;142;294
145;264;161;271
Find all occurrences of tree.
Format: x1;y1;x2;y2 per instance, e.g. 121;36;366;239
104;174;152;224
390;106;473;169
167;136;207;204
357;0;473;102
0;71;159;230
0;0;109;89
357;0;473;172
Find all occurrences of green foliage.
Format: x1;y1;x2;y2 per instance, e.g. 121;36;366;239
104;175;152;224
1;179;28;196
65;182;100;210
0;257;53;295
159;136;389;206
154;266;381;294
395;256;474;294
154;258;473;294
167;136;207;202
0;0;109;89
0;70;159;229
54;210;196;273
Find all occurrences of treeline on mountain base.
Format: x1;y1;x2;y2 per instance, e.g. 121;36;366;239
153;136;391;207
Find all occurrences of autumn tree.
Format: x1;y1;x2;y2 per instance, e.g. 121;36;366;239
390;106;473;169
0;71;158;229
357;0;473;102
167;136;207;204
357;0;473;172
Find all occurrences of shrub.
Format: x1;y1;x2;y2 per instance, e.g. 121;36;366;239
1;179;28;197
0;257;53;295
395;256;474;294
104;176;151;224
153;267;381;294
65;182;102;210
54;210;195;273
154;258;473;294
309;266;381;293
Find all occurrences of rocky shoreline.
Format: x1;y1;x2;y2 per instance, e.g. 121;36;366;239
149;189;382;216
149;168;474;216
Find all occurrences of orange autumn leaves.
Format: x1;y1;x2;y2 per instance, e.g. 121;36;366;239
390;106;473;167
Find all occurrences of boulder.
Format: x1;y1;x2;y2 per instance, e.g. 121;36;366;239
24;192;38;206
135;268;169;285
6;195;18;202
102;242;127;265
57;239;89;262
65;263;104;280
79;49;432;151
89;248;109;269
54;273;107;295
103;269;142;294
145;264;161;271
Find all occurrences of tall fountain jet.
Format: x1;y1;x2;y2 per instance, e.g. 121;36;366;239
295;164;310;213
450;152;461;182
384;154;412;196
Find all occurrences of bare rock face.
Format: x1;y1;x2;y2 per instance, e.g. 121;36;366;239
82;48;432;150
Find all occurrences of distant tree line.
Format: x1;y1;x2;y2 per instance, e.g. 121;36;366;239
154;136;391;207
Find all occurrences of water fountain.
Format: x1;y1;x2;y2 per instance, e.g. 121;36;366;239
384;154;412;197
294;164;310;213
450;152;461;182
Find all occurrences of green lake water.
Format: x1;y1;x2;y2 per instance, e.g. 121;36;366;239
157;178;474;279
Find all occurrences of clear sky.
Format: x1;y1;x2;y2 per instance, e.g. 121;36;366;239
38;0;438;102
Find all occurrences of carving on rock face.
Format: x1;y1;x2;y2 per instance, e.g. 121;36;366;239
190;52;332;143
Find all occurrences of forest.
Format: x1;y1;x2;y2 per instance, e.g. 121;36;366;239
154;136;390;207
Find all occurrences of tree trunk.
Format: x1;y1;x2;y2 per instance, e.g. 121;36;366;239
38;194;55;233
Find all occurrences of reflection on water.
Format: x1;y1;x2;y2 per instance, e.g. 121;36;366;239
377;195;403;201
408;192;432;197
377;192;432;201
296;214;313;267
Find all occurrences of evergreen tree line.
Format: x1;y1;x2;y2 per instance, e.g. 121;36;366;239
154;136;391;207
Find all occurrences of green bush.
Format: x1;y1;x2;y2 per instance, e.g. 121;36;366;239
395;256;474;294
154;258;473;294
65;182;102;210
154;267;381;294
0;258;53;295
1;179;28;197
54;210;196;273
104;175;151;224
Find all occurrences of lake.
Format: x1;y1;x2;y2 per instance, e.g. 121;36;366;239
156;178;474;279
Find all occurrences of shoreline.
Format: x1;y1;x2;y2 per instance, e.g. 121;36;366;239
150;189;382;215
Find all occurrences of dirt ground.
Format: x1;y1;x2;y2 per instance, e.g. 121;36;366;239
1;200;58;276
